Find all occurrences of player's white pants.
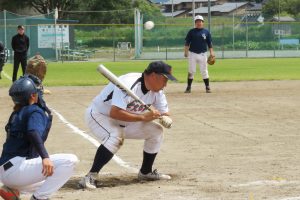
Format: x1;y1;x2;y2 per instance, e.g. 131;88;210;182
86;106;164;154
0;154;78;199
188;51;209;79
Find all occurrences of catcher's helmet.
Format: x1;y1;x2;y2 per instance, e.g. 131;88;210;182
9;76;38;105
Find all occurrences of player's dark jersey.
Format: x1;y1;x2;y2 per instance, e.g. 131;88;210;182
0;104;51;165
185;28;212;54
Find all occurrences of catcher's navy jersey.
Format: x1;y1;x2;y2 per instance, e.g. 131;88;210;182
0;105;50;165
185;28;212;54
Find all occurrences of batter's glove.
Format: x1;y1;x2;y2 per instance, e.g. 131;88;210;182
207;55;216;65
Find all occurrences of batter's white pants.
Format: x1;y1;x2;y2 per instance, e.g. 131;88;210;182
86;106;164;154
0;154;78;199
188;51;209;79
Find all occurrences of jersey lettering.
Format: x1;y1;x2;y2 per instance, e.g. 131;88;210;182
127;100;150;112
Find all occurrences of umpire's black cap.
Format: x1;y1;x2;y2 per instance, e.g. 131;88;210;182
145;61;177;81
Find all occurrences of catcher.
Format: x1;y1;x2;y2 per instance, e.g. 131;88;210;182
0;74;78;200
184;15;215;93
79;61;177;189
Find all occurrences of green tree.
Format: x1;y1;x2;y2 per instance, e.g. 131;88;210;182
262;0;300;19
285;0;300;17
76;0;162;24
0;0;80;18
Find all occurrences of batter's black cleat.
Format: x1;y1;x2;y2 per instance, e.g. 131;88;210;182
30;195;49;200
78;172;98;189
184;87;191;93
206;86;211;93
138;169;171;181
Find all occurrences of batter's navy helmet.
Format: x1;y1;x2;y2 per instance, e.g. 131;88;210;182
9;76;38;105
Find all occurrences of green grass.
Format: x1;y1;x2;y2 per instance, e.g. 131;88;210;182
1;58;299;87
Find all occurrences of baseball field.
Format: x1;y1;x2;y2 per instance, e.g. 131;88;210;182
0;58;300;200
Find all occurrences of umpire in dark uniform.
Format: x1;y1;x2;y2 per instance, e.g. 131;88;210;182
0;41;5;79
11;25;29;82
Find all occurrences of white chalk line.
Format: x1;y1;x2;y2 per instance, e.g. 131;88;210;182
232;180;300;187
2;70;12;81
2;71;138;173
50;107;138;173
279;197;300;200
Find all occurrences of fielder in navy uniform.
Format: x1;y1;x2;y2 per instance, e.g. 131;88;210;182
11;25;29;82
184;15;215;93
79;61;177;189
0;76;78;200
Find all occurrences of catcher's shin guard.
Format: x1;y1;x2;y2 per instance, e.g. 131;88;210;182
0;185;20;200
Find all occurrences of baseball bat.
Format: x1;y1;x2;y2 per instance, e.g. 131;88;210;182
97;64;151;111
97;64;172;128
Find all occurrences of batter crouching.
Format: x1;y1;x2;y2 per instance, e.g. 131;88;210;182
0;76;78;200
79;61;177;189
184;15;215;93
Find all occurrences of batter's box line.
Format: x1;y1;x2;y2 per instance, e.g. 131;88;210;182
231;179;300;187
50;106;139;173
187;115;258;143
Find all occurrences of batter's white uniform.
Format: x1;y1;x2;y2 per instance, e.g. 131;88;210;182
86;73;168;154
0;154;78;199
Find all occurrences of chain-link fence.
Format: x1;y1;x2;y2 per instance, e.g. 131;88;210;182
1;9;299;62
0;10;57;62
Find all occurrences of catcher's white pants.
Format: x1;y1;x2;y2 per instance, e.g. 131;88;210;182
86;106;164;154
188;51;209;79
0;154;78;199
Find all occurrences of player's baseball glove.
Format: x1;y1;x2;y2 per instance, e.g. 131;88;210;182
25;54;47;81
207;55;216;65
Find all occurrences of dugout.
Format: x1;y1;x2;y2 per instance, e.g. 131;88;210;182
0;10;78;61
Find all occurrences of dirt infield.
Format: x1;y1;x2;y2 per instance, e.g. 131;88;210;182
1;81;300;200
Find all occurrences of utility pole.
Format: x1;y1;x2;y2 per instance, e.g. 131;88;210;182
172;0;174;18
208;0;211;31
192;0;195;26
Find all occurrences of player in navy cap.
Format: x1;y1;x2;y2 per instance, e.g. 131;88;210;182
184;15;215;93
79;61;176;189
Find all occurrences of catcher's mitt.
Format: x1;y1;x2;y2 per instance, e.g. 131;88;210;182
25;54;47;81
207;55;216;65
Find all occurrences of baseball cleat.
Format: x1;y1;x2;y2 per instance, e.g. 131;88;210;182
78;172;98;189
184;87;191;93
206;86;211;93
30;195;49;200
0;185;20;200
138;169;171;181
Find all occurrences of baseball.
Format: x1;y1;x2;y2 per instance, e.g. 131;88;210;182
144;21;155;30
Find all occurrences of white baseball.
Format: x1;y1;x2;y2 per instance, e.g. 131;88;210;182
144;21;155;30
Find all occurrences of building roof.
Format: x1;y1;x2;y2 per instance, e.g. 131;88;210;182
272;16;296;22
149;0;169;3
190;2;248;14
246;3;262;11
162;10;186;17
164;0;217;5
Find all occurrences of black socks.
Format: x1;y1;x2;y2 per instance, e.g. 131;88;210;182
140;151;157;174
203;78;210;87
90;145;114;173
187;78;193;89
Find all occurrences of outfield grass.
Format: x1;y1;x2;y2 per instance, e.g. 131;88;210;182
0;58;299;87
